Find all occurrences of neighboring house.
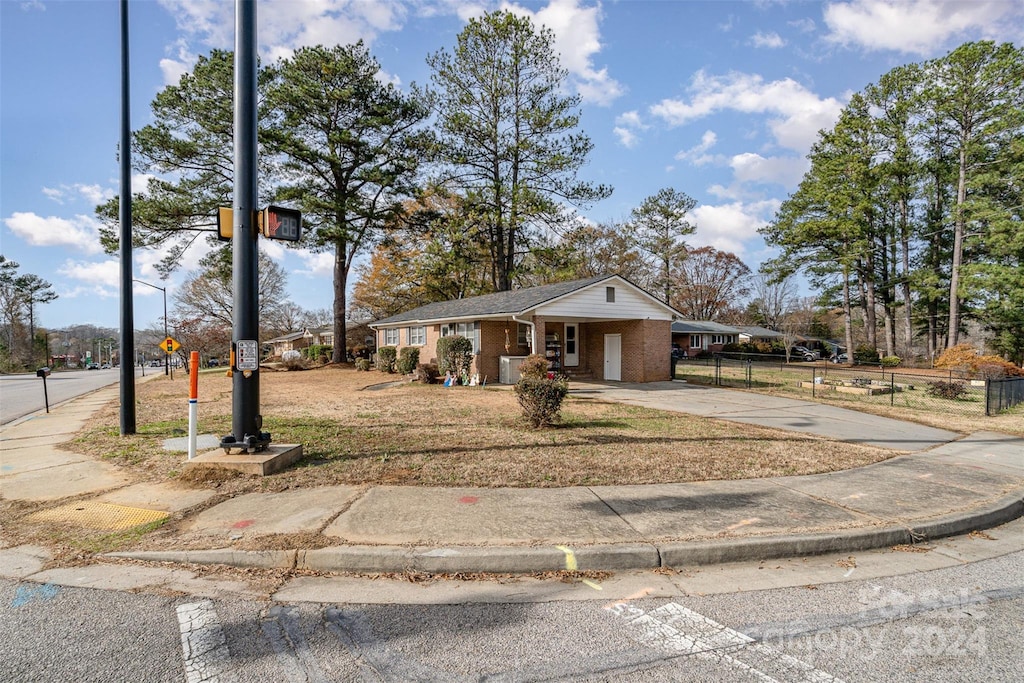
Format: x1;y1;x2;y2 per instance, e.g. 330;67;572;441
267;331;307;357
671;321;742;357
735;326;785;345
369;274;679;383
302;326;334;348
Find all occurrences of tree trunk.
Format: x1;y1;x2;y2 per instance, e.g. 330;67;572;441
842;268;855;364
332;238;348;364
948;145;968;347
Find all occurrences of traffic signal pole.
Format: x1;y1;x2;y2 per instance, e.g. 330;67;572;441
221;0;269;453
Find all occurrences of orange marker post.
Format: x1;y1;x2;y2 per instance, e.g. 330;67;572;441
188;351;199;460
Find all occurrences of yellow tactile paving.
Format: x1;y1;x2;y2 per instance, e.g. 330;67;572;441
25;501;169;530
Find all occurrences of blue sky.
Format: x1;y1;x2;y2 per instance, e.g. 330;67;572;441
2;0;1022;332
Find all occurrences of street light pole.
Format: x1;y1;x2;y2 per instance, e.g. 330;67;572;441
133;279;169;376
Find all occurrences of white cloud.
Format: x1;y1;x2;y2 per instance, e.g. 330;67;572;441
260;239;286;262
4;212;104;253
729;152;809;189
614;110;648;147
58;259;120;295
43;187;64;203
750;31;786;48
650;70;844;153
822;0;1022;55
690;199;780;257
614;126;639;148
156;0;408;61
675;130;719;165
294;249;334;278
505;0;624;106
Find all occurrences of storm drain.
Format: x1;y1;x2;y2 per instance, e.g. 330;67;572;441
25;501;169;531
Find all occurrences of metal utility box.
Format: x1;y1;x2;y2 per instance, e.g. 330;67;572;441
499;356;528;384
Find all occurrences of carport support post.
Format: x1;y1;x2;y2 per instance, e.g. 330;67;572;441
223;0;265;452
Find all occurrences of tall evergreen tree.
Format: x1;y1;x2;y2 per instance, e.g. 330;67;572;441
426;10;611;291
265;43;429;363
628;187;697;304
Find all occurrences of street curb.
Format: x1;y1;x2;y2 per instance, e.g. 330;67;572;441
107;548;297;569
659;489;1024;567
103;491;1022;574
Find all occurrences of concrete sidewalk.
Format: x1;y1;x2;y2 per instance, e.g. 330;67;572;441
1;380;1021;575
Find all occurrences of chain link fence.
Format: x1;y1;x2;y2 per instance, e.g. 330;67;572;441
672;354;1022;418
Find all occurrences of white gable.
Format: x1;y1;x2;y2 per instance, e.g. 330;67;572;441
534;279;674;321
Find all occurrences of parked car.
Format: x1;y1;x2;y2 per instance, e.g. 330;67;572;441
671;344;687;360
790;345;818;361
207;358;220;367
100;363;111;369
150;360;163;367
86;362;100;370
830;352;850;364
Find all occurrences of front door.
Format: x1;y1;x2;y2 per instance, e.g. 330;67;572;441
604;334;621;381
564;323;579;367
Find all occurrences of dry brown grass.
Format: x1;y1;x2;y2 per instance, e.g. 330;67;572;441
64;364;898;495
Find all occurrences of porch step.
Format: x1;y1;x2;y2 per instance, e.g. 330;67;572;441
564;369;594;380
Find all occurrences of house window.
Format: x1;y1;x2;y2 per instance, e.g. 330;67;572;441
442;322;480;354
690;335;700;348
606;286;616;302
383;328;399;346
407;326;426;346
517;323;531;347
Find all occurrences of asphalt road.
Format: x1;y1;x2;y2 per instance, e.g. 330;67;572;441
3;543;1021;681
0;367;149;425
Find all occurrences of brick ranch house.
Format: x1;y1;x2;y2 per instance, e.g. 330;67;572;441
369;275;681;383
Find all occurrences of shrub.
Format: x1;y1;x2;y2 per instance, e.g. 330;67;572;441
281;350;306;371
354;358;372;371
514;375;569;428
934;343;979;370
854;345;879;365
436;335;474;378
518;353;551;380
926;380;967;400
397;347;420;374
413;363;439;383
881;355;901;368
934;344;1022;378
376;346;397;373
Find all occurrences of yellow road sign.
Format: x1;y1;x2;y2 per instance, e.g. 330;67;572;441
162;337;181;355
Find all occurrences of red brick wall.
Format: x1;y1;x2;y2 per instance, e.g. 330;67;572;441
584;320;671;382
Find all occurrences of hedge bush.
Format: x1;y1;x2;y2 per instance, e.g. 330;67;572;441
354;358;372;371
376;346;397;373
514;375;569;428
518;353;551;380
436;335;473;378
854;345;879;365
881;355;901;367
413;363;439;383
934;344;1022;378
397;347;420;374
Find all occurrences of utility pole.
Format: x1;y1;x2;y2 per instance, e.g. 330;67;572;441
221;0;269;453
118;0;136;434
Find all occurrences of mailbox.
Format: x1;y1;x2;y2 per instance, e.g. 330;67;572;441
36;367;51;378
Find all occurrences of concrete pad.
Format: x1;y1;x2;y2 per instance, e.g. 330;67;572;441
0;444;90;474
590;479;864;539
183;443;303;475
0;545;51;579
183;485;360;537
325;486;643;545
0;460;129;501
925;431;1024;476
774;460;1005;520
99;482;218;513
873;454;1023;494
162;433;221;452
